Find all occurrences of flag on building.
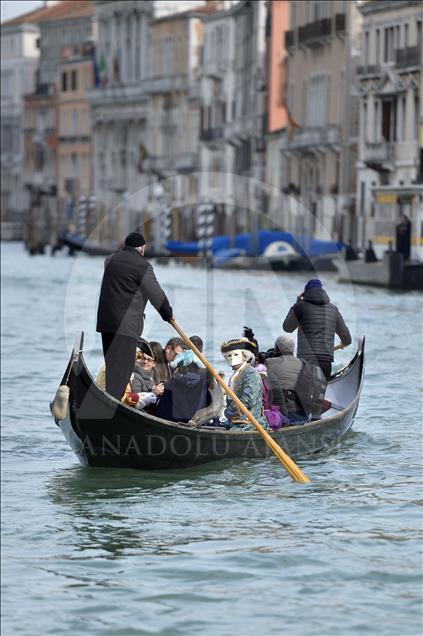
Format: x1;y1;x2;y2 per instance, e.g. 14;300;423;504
92;49;100;87
138;144;148;173
99;53;107;87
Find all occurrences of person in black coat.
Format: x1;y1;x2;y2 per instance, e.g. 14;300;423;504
365;240;378;263
282;279;351;380
96;232;173;400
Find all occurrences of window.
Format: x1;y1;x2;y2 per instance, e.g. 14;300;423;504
61;72;67;92
306;75;329;127
404;23;409;47
376;29;380;64
401;95;406;140
374;101;379;142
363;101;367;142
291;1;296;30
364;31;369;64
71;70;77;91
384;26;395;62
1;69;14;98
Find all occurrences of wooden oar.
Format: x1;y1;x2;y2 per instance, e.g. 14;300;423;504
170;319;311;484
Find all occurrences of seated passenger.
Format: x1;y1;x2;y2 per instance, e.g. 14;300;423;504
126;339;164;410
155;349;211;423
189;335;203;352
162;337;187;380
241;326;285;429
220;338;268;430
149;340;168;384
265;335;327;424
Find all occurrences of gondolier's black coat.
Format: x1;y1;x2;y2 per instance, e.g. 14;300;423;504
96;246;172;338
283;287;351;363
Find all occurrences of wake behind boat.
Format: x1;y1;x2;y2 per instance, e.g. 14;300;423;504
52;335;365;470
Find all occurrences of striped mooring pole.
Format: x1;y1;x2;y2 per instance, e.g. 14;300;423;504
197;203;215;266
77;196;87;238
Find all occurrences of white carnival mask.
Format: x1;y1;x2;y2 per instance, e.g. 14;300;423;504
224;349;245;368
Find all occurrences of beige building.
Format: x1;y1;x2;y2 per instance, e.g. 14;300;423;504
356;0;422;260
57;44;94;201
278;0;361;242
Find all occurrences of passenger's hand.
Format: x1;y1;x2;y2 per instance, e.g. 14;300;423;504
153;383;164;396
127;392;139;404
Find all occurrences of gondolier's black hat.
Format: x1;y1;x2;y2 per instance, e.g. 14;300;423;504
221;337;256;355
136;338;154;358
125;232;146;247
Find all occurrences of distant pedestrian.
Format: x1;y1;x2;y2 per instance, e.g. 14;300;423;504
396;215;411;262
282;279;351;380
96;232;173;400
365;240;378;263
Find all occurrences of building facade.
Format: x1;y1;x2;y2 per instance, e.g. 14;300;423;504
199;0;267;236
57;43;95;202
1;18;41;238
356;0;422;259
264;0;289;229
278;0;361;242
87;0;153;235
21;0;96;250
198;3;237;234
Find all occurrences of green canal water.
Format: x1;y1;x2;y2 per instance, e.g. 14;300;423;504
2;242;422;635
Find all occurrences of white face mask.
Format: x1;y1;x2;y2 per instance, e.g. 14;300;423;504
224;349;245;368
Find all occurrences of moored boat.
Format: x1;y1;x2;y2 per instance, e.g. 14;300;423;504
52;335;365;470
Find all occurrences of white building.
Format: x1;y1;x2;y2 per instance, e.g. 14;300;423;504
87;0;153;221
356;0;422;257
199;2;237;233
199;0;267;236
1;19;40;237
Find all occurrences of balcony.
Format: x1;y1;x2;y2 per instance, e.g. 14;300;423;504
145;152;198;175
200;127;224;142
363;142;395;169
285;30;294;48
144;74;189;94
356;64;381;77
282;125;342;152
395;46;421;69
335;13;346;33
298;18;331;47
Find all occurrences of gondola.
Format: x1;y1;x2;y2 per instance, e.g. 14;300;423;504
52;334;365;469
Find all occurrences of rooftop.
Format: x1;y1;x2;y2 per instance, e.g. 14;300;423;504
2;1;94;26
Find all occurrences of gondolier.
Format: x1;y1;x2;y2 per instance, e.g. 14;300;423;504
96;232;173;400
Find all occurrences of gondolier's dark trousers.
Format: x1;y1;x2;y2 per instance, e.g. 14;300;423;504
316;359;332;380
101;332;137;400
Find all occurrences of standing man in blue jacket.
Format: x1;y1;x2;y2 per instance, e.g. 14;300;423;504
96;232;173;400
282;279;351;380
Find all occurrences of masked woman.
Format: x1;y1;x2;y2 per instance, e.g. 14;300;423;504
221;338;268;430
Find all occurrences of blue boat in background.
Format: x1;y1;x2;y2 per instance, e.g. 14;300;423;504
166;230;345;271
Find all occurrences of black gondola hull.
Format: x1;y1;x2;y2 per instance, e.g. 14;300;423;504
55;339;365;469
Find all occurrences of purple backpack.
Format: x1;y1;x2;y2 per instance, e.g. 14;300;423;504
260;372;287;430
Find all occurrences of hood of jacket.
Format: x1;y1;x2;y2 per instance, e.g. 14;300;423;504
302;287;330;305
